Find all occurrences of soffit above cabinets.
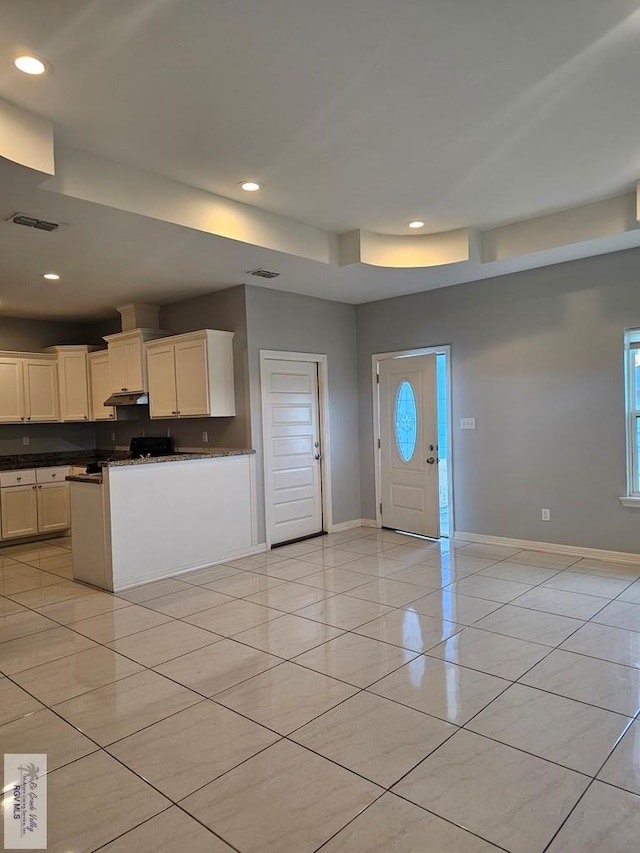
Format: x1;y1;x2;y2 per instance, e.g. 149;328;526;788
2;1;640;318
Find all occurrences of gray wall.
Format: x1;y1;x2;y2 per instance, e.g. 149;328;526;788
95;286;251;452
0;315;105;352
245;284;360;540
356;246;640;554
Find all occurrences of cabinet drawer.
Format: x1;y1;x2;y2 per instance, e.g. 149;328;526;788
0;470;36;488
36;467;70;483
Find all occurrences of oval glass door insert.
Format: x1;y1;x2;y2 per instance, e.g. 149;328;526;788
395;380;417;462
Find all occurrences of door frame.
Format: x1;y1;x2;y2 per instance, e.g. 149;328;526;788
260;350;332;548
372;346;454;537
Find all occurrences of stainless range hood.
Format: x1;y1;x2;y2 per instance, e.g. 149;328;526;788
103;391;149;407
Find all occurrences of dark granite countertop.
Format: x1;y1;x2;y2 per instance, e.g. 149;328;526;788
66;473;103;484
0;448;254;472
104;448;255;466
0;451;117;472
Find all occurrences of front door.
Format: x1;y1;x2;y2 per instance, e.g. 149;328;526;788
379;354;439;537
262;358;323;545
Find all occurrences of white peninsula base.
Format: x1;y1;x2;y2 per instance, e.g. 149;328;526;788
70;453;259;592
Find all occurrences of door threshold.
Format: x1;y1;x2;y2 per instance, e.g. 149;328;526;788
383;527;441;542
271;531;327;549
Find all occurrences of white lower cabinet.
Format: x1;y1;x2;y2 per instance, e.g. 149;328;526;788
0;467;71;540
37;482;71;532
1;484;39;539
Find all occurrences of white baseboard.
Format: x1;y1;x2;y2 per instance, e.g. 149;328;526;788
328;518;379;533
455;531;640;565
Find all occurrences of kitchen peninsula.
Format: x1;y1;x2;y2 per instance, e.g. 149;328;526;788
68;449;257;591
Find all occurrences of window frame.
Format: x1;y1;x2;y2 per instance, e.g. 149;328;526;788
622;329;640;503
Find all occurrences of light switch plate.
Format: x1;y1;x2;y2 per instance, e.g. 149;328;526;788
460;418;476;430
22;436;29;446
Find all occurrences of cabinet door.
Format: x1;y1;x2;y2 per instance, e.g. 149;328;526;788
24;360;59;422
1;485;38;539
89;353;116;420
59;352;90;421
108;340;128;392
37;482;71;533
109;339;145;392
124;338;145;391
147;343;178;418
0;358;24;423
175;339;210;416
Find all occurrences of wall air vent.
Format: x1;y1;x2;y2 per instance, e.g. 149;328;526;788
10;213;60;232
247;268;280;279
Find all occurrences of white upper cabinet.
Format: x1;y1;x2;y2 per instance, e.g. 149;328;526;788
104;329;169;393
0;353;59;423
146;330;235;419
46;346;100;421
0;357;25;423
88;351;116;420
145;342;177;417
24;359;59;422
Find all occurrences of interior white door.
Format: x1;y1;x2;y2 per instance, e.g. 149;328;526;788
263;359;323;545
379;354;439;537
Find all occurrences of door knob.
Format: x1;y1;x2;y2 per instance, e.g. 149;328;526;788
315;454;322;460
426;457;436;464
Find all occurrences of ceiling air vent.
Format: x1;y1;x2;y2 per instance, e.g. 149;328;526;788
10;213;60;232
247;268;280;279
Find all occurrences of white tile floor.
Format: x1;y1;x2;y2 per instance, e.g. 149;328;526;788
1;528;640;851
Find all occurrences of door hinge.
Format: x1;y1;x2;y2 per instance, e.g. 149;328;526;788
376;373;380;384
377;438;381;449
379;502;383;514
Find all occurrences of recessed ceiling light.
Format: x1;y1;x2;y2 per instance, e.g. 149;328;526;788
14;55;47;76
240;181;262;192
408;220;425;229
43;272;60;281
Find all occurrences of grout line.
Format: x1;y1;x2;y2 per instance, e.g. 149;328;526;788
3;532;640;849
540;778;596;852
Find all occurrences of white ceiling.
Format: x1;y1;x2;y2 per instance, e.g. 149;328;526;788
1;0;640;319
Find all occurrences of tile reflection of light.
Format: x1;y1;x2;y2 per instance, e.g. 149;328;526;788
442;592;454;623
403;608;423;653
445;659;460;721
403;609;425;685
407;652;425;686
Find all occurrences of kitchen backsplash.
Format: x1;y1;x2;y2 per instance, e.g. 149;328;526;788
95;413;244;452
0;423;97;457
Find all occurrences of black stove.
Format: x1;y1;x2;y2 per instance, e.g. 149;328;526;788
86;436;175;473
129;436;175;459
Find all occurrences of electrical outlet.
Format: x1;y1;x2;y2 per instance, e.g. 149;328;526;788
460;418;476;430
111;432;116;442
541;508;551;521
202;430;209;444
22;436;29;446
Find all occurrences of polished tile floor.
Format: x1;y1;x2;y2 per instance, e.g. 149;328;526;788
1;528;640;851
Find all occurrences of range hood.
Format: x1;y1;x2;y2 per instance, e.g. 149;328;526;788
103;391;149;407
